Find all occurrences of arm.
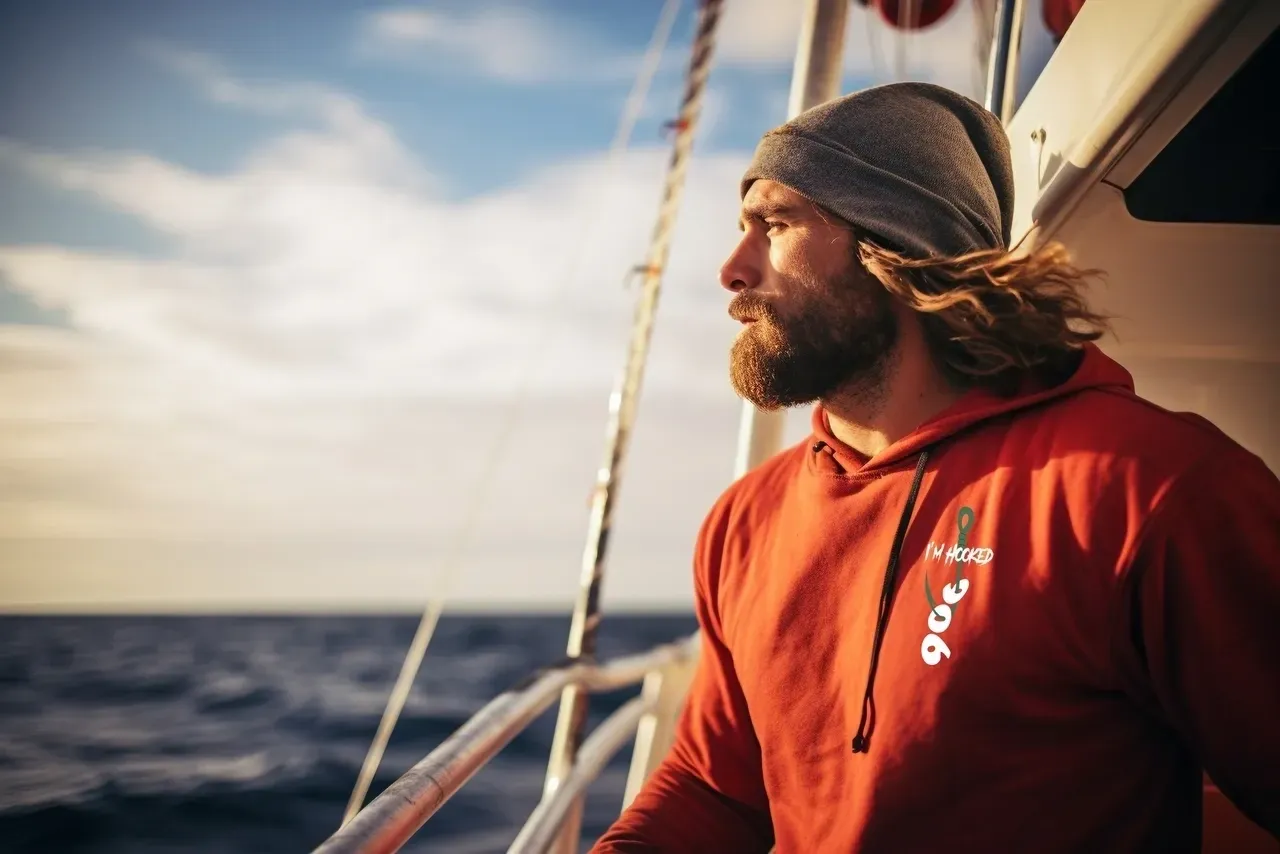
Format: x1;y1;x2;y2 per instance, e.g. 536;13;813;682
592;501;774;853
1113;449;1280;837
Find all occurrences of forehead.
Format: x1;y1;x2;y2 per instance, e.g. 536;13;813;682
742;178;807;210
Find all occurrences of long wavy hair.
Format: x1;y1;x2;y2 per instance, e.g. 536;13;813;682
856;237;1112;395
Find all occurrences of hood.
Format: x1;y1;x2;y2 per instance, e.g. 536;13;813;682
811;344;1136;474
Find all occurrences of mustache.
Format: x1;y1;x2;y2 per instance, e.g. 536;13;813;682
728;292;781;324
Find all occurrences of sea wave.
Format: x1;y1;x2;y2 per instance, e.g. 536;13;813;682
0;613;695;853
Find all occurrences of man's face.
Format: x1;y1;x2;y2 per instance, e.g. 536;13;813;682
720;180;898;410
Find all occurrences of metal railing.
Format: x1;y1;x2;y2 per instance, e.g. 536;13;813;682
314;633;700;854
509;695;651;854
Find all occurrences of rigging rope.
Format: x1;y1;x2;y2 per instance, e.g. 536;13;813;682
340;0;685;827
537;5;724;846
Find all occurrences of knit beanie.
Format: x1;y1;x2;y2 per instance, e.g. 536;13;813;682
740;82;1015;259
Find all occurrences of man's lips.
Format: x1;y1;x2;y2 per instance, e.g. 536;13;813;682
729;294;774;325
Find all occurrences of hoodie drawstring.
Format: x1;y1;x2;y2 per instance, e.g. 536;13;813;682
851;449;930;754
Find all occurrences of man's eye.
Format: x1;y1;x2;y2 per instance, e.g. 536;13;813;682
765;221;786;235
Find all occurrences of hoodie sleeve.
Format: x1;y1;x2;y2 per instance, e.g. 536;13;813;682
590;500;774;853
1114;448;1280;837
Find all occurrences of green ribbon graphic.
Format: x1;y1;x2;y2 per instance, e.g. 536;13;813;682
925;505;975;615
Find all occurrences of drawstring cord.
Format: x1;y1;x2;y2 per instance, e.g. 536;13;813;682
852;449;930;753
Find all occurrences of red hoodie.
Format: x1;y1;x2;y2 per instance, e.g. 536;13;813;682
593;345;1280;852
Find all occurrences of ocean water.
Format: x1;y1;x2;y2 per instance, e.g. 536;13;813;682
0;613;698;853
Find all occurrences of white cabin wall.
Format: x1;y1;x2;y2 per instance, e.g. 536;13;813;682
1005;0;1280;473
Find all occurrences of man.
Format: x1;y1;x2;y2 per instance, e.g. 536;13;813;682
592;83;1280;851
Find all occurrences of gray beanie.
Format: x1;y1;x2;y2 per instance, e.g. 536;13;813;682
741;82;1014;259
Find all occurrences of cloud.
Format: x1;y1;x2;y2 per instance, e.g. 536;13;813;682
0;393;765;611
0;0;1007;609
353;0;987;106
143;44;351;119
0;4;1079;610
0;34;751;397
387;2;982;109
717;0;987;98
357;3;652;85
0;51;778;609
362;5;562;80
139;46;428;188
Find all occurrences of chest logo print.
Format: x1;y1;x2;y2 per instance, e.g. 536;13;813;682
920;506;992;666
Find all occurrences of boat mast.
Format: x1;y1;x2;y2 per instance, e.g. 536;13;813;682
540;3;725;851
984;0;1029;122
732;0;850;478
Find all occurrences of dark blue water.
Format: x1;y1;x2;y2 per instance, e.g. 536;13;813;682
0;613;697;853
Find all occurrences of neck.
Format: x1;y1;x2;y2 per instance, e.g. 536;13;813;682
820;316;965;459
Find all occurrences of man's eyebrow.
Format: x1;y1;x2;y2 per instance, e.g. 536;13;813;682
737;201;803;231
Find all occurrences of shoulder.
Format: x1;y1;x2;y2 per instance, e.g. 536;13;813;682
1008;383;1277;573
702;439;806;530
1023;383;1260;488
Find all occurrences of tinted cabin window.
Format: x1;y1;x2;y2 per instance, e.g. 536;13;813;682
1124;26;1280;225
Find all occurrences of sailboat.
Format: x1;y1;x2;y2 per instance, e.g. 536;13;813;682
314;0;1280;851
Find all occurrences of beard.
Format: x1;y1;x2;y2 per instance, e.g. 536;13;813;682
728;263;898;410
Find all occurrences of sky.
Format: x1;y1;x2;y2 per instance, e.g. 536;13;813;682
0;0;1058;612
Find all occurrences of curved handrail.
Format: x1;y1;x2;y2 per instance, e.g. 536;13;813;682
314;634;699;854
508;695;653;854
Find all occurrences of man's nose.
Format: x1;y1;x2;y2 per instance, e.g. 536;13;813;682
719;235;759;293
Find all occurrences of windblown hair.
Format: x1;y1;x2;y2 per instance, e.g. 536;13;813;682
857;238;1111;395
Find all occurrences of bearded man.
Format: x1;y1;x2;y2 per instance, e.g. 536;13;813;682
592;82;1280;853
